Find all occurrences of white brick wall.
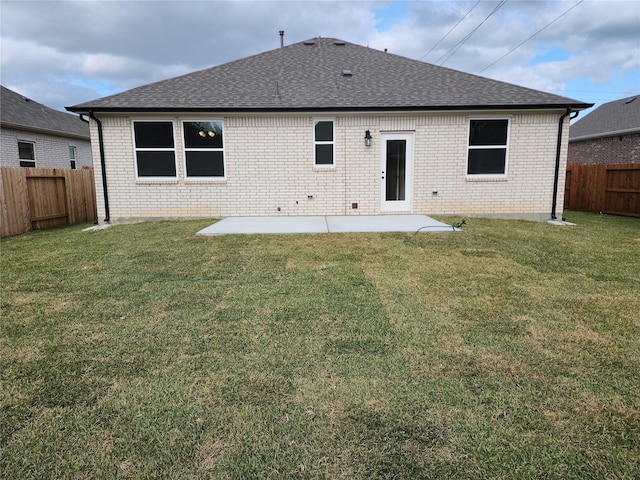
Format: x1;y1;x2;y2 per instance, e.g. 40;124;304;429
0;127;92;169
90;111;569;223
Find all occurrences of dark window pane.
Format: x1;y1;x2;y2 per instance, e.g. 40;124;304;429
18;142;34;160
469;120;508;146
19;160;36;168
315;121;333;142
186;151;224;177
315;144;333;165
136;151;176;177
467;149;506;174
134;122;174;148
386;140;406;201
183;121;223;148
70;161;77;170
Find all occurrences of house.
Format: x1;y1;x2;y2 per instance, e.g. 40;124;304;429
67;37;591;224
1;86;92;169
568;94;640;165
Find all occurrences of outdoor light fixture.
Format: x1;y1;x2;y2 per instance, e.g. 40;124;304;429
364;130;372;147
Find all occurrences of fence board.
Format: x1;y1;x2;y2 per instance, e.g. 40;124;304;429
605;166;640;217
0;168;31;236
27;170;68;230
0;167;97;237
65;168;97;225
565;163;640;217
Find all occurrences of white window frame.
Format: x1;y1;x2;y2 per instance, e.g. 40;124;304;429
131;120;177;180
181;119;226;180
69;146;77;169
466;117;510;178
18;140;36;167
313;119;335;168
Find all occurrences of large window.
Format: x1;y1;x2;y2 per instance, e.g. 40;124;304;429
133;121;176;178
467;119;509;175
314;120;334;166
18;141;35;167
182;121;224;178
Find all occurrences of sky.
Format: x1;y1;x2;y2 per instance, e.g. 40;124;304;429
1;0;639;117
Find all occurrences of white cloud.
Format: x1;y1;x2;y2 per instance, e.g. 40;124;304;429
1;0;638;111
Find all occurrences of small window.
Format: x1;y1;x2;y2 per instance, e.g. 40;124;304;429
69;146;77;169
314;120;334;166
182;121;224;178
133;121;176;178
467;119;509;175
18;141;35;167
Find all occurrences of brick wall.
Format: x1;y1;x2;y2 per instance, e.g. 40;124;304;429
0;126;92;169
568;132;640;165
90;111;568;223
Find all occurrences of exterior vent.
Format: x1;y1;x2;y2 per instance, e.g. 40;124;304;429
303;40;315;46
334;41;346;46
342;70;353;76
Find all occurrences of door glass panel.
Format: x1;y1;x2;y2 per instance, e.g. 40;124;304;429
386;140;406;201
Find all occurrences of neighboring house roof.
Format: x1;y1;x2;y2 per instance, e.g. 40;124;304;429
68;37;591;113
1;85;89;140
570;94;640;141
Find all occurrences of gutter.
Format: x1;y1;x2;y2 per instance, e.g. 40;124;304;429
569;127;640;143
66;103;593;115
0;121;90;141
551;108;579;220
89;111;110;223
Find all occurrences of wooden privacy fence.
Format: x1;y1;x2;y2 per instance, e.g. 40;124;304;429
1;167;97;237
564;163;640;217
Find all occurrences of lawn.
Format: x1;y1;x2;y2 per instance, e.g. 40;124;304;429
1;211;639;479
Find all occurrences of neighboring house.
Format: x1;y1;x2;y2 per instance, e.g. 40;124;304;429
1;85;92;169
67;37;591;224
565;95;640;217
568;94;640;164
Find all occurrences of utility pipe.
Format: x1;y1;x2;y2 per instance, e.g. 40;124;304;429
89;111;110;223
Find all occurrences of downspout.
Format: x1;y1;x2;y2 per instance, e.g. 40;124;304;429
551;108;579;220
89;111;110;223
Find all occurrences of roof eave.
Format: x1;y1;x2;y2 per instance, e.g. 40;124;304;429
569;127;640;142
67;102;593;115
0;120;90;141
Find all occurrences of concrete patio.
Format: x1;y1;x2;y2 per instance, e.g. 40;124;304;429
196;215;461;235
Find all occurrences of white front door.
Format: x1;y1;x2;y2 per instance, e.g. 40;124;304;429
380;132;413;212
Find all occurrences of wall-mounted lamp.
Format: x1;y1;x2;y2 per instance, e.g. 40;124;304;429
364;130;372;147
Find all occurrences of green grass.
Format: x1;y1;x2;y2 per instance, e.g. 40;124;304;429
1;211;639;479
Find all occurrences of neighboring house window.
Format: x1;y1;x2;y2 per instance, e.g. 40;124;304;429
132;121;177;178
314;120;334;166
18;141;35;167
467;119;509;175
69;146;77;169
182;121;224;178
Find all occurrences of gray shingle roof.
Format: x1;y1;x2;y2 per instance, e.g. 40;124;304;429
569;94;640;141
1;85;89;139
68;37;591;113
